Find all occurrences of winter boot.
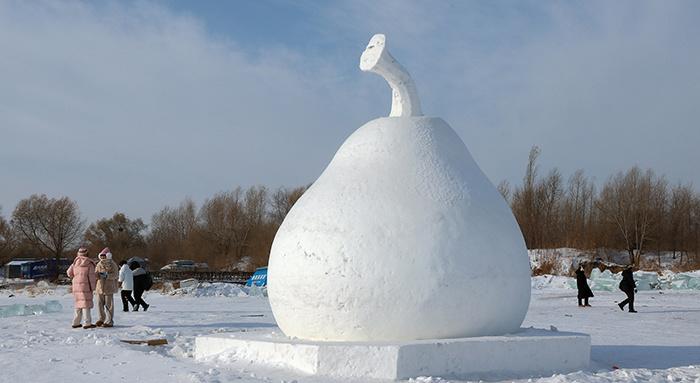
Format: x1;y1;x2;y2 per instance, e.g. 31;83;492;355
95;321;104;327
83;324;96;329
143;304;150;312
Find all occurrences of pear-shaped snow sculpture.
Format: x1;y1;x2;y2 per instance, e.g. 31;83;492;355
267;34;531;342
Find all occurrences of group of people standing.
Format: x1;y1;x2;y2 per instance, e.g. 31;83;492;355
67;247;151;329
575;264;637;312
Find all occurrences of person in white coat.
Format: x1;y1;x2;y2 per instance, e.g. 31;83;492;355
118;260;136;312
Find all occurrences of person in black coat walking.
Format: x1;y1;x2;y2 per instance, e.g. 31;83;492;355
130;261;150;312
576;265;594;307
618;266;637;313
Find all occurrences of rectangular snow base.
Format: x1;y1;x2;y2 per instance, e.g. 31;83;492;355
195;328;590;381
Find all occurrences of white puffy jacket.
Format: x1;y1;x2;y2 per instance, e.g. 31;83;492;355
118;264;134;291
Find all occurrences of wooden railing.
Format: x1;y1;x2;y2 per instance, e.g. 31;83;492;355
150;271;253;284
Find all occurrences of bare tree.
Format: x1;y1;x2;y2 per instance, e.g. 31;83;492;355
496;180;511;204
11;194;84;269
666;184;693;264
84;212;147;259
689;192;700;267
0;207;16;264
198;188;246;267
512;146;541;248
148;198;197;265
561;170;596;249
596;167;667;266
537;168;564;248
241;186;270;267
270;186;307;226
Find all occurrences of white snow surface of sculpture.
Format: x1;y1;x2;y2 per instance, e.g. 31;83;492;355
360;34;421;117
267;35;531;342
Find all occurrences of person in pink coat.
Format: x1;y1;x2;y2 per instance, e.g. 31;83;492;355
67;247;97;329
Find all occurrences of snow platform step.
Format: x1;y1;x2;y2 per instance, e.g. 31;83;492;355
195;328;590;380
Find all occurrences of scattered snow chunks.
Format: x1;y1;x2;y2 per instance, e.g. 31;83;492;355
170;282;249;297
268;114;531;341
44;300;62;312
658;271;700;290
179;279;198;289
0;300;62;318
634;271;661;291
532;275;572;290
540;269;700;292
408;378;449;383
0;303;26;317
586;269;619;292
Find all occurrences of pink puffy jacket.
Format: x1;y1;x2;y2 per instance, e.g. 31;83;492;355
67;255;97;309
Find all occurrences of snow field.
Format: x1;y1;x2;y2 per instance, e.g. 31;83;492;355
0;282;698;382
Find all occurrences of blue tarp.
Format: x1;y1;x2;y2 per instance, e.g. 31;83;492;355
246;267;267;287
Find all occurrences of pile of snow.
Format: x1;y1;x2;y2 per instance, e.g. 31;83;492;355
169;282;266;298
0;300;62;318
531;275;573;290
529;248;586;275
0;280;67;297
528;248;693;275
658;270;700;290
543;269;700;291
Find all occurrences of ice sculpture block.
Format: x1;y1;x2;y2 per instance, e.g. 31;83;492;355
267;34;531;341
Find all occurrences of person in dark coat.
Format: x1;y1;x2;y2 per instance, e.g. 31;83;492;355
618;266;637;313
130;261;150;312
576;265;594;307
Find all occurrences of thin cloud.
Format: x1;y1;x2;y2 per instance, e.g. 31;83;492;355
1;1;699;223
0;0;375;221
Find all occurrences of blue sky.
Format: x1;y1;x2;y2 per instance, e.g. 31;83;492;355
1;1;699;223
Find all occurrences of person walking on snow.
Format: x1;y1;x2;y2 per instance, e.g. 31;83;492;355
95;248;119;327
67;248;97;329
130;261;150;311
618;266;637;313
576;265;594;307
118;259;136;312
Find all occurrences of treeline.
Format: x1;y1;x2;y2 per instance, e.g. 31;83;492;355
0;186;307;271
2;147;700;271
500;146;700;267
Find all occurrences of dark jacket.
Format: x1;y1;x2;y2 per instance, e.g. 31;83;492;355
132;268;149;294
619;269;636;293
576;269;594;299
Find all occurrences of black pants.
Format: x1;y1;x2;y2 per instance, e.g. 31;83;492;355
134;289;148;309
121;290;136;311
619;289;635;311
578;297;589;306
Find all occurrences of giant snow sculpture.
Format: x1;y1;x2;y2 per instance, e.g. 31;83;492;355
267;34;531;342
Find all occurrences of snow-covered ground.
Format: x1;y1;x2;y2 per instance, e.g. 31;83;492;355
1;282;699;382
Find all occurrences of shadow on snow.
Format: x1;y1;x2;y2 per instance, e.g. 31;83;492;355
592;345;700;369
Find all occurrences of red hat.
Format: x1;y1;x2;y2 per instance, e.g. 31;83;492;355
99;247;111;255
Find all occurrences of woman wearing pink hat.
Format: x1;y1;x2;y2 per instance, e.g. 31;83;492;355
67;248;97;329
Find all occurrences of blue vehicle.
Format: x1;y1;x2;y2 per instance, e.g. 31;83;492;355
246;267;268;287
